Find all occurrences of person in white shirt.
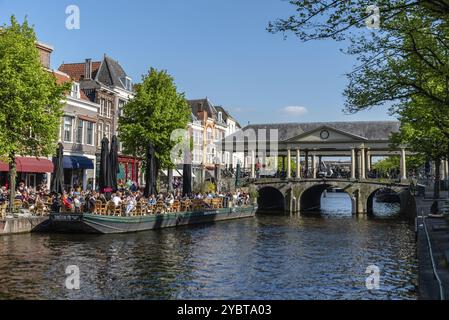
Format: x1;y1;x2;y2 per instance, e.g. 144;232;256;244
112;192;122;207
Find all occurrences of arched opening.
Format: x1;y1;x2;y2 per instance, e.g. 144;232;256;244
257;187;285;214
367;188;401;217
300;184;353;216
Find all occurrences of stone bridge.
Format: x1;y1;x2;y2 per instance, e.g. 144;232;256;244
252;179;416;216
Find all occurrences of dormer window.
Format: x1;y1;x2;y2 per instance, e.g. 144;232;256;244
218;112;223;123
121;76;133;91
71;82;81;99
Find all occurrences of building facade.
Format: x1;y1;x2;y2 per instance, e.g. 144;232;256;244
59;56;138;186
187;98;242;182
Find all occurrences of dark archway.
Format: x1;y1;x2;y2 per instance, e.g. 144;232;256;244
258;187;285;213
300;184;332;212
300;184;354;214
367;188;401;216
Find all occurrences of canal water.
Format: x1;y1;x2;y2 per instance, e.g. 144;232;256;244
0;193;417;300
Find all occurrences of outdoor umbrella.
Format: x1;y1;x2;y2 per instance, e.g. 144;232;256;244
51;142;64;195
183;163;192;196
214;163;221;192
109;135;119;192
99;137;112;199
144;142;157;198
235;162;241;188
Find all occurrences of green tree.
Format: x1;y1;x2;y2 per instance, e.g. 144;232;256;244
118;68;190;177
0;17;69;211
392;96;449;198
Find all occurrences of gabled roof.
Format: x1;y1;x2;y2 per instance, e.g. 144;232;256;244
228;121;400;142
215;106;241;128
51;70;90;102
96;55;129;90
58;61;102;81
58;55;131;91
187;98;228;125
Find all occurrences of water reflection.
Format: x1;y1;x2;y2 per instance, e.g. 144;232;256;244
0;194;417;300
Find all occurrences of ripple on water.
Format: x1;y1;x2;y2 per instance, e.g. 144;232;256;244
0;194;417;300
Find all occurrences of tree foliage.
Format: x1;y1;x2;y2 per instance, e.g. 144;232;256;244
0;17;69;160
0;16;69;208
118;68;190;171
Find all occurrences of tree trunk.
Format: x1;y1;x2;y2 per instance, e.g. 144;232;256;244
8;152;16;214
434;159;441;199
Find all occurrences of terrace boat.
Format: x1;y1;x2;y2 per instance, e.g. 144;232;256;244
43;204;257;234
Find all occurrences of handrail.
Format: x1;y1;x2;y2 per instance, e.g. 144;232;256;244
421;216;445;300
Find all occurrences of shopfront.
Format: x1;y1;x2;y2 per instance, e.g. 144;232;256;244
0;157;54;189
63;155;95;190
118;156;142;184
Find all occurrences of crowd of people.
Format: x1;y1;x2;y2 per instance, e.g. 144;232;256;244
0;178;252;217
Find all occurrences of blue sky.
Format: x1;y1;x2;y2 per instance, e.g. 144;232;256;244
0;0;395;125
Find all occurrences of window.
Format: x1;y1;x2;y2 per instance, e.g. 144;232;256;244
193;130;203;146
64;117;73;142
76;119;84;144
218;112;223;123
100;99;105;116
206;127;213;142
121;77;133;91
107;101;112;118
118;100;126;117
105;124;110;141
71;83;80;99
86;122;94;145
97;122;103;143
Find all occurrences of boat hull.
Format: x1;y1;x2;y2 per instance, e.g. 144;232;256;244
44;206;257;234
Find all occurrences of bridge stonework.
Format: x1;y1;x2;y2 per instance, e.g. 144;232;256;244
253;179;416;217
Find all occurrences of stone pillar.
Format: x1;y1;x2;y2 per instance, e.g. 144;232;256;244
360;147;366;180
296;149;301;179
251;150;256;179
287;149;291;179
305;151;309;178
351;148;356;180
366;150;371;172
400;148;407;181
312;155;317;179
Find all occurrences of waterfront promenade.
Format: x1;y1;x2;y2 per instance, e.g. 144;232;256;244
416;192;449;300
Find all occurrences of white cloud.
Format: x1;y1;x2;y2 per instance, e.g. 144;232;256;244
281;106;308;116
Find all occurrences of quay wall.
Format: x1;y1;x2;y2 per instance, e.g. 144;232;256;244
0;217;49;236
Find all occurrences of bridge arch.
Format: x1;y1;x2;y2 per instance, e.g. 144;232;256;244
366;188;401;215
257;186;286;213
300;184;355;214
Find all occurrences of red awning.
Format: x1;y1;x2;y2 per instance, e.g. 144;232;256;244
0;157;53;173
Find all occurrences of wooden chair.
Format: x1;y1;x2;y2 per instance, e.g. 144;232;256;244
155;200;166;214
13;199;23;212
146;204;154;215
94;200;107;215
172;200;181;213
106;201;116;216
135;203;144;216
181;200;191;212
35;202;46;216
0;202;7;219
191;199;205;211
212;198;223;209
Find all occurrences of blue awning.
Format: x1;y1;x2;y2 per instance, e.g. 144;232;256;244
63;156;94;170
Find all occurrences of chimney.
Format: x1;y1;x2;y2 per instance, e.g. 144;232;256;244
85;58;92;80
36;42;53;69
